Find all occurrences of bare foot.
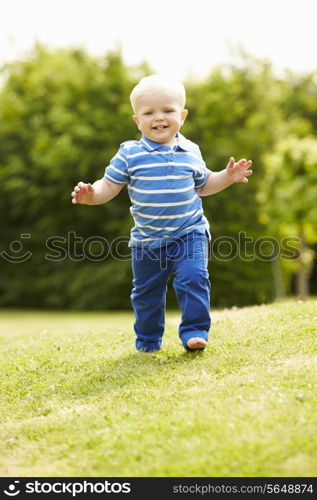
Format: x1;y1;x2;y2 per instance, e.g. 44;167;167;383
187;337;207;350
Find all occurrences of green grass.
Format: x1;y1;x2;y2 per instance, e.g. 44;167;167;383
0;300;316;477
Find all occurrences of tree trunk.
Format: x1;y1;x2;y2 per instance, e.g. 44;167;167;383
296;266;309;300
271;256;285;299
296;231;314;300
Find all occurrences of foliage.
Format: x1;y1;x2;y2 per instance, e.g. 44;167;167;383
259;135;317;238
258;135;317;296
0;46;316;308
0;46;140;309
183;60;282;305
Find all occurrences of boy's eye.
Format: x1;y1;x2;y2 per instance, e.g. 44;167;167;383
144;111;152;116
165;109;174;113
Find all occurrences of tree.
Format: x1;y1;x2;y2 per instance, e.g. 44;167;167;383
183;59;283;306
259;135;317;299
0;45;144;308
2;46;315;309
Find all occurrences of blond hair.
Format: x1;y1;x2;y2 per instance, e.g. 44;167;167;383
130;74;186;112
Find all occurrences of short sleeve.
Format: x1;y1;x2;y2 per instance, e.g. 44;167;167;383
104;145;129;185
193;148;212;188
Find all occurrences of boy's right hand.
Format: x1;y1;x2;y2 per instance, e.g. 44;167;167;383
71;182;94;204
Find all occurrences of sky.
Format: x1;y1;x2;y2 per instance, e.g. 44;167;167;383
1;0;317;81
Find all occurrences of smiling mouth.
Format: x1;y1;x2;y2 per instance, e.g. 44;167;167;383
152;125;169;130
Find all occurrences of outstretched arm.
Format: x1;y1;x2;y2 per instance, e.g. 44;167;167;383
71;178;123;205
197;157;253;197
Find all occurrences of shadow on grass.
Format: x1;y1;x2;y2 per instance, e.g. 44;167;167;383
64;348;212;398
1;341;217;409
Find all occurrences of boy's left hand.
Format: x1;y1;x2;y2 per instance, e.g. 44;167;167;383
226;157;253;183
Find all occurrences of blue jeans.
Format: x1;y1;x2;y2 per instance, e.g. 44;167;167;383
130;232;211;352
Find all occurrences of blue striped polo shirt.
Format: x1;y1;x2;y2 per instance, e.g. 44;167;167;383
104;133;212;247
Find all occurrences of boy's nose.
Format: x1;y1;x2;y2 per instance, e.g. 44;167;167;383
154;112;164;121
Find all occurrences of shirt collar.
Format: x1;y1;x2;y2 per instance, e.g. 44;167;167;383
141;132;191;152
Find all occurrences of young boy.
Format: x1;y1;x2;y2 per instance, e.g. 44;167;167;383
71;75;252;353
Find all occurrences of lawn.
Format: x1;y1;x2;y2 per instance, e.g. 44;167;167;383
0;299;316;477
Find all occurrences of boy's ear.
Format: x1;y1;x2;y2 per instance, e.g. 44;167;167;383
181;109;188;125
133;115;140;130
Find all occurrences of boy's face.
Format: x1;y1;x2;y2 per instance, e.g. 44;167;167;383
133;91;188;146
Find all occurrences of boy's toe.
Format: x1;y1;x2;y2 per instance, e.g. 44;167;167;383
186;337;207;350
